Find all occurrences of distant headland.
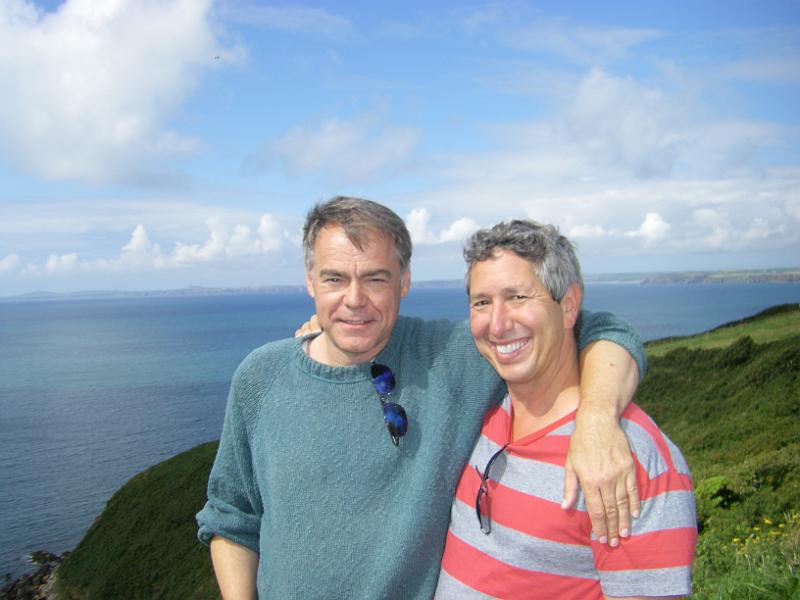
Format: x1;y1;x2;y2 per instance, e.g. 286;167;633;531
2;267;798;302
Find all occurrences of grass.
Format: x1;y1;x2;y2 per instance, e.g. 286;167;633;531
55;442;220;600
646;303;800;357
52;304;800;599
637;304;800;598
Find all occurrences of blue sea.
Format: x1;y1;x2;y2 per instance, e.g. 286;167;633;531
0;283;798;578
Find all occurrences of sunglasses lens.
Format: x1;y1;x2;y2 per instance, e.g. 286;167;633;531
383;402;408;437
371;363;396;396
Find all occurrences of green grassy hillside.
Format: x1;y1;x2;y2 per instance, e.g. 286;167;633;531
54;304;800;599
643;303;800;598
55;442;220;599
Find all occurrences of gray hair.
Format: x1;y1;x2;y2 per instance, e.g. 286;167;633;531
302;196;412;272
463;219;583;301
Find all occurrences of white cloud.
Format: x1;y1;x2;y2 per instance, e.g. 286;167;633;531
625;212;671;244
43;253;79;274
566;69;687;178
405;208;479;245
406;208;437;244
0;0;231;183
440;217;480;242
12;214;292;276
260;114;419;184
0;254;22;272
167;216;287;265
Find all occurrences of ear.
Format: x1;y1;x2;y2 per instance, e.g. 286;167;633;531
560;282;582;330
400;268;411;298
305;271;316;299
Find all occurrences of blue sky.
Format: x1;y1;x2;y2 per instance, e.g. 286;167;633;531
1;0;798;296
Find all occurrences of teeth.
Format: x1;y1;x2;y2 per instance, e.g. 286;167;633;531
496;340;526;355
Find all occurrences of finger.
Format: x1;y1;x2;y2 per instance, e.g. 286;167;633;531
601;485;620;546
584;488;609;545
627;471;641;519
561;469;579;510
615;479;631;539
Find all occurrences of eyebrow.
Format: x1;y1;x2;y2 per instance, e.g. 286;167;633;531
317;268;393;279
361;269;393;278
469;284;532;299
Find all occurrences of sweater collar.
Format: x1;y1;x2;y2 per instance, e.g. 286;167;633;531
294;316;406;383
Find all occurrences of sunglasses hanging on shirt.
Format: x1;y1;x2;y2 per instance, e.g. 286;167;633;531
370;363;408;447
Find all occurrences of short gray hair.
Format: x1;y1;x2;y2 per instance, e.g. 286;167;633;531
302;196;412;272
463;219;583;301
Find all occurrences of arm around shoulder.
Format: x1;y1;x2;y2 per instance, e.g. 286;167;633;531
565;310;645;547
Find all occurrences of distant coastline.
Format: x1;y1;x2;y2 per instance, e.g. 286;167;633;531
2;267;798;302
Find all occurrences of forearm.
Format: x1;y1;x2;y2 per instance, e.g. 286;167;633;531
577;340;640;420
564;338;643;545
210;535;259;600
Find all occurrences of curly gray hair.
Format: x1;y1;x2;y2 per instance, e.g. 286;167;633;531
463;219;583;301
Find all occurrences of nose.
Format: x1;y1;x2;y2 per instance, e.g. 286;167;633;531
489;302;511;338
344;280;367;308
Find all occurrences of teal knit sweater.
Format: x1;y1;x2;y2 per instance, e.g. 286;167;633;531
197;311;645;599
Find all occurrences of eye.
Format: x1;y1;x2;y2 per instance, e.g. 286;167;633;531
471;299;490;308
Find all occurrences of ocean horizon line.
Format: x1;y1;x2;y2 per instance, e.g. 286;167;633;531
3;267;800;303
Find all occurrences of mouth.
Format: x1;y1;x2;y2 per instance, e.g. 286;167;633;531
493;338;529;356
337;318;374;327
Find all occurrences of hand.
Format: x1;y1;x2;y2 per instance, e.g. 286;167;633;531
294;314;321;337
561;409;640;547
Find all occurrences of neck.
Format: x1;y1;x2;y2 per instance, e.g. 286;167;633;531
507;340;580;441
307;332;383;367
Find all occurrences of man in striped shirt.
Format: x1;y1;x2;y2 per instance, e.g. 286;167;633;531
436;220;697;599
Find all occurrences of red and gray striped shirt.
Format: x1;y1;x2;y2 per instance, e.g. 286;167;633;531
436;397;697;599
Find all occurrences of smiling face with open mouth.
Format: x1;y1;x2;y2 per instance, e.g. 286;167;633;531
467;249;577;397
305;224;410;367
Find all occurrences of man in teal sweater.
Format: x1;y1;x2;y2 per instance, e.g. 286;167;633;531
197;197;645;599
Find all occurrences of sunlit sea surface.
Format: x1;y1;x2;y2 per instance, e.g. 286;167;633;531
1;283;798;577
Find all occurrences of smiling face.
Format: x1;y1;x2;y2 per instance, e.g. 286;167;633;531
305;224;410;367
468;249;580;396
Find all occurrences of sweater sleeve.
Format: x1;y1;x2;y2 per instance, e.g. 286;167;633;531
196;357;263;553
575;310;647;382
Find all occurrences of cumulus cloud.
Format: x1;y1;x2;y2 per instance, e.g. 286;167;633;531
0;253;22;273
43;253;78;274
16;214;291;276
406;208;479;245
0;0;231;183
625;212;671;244
256;113;419;184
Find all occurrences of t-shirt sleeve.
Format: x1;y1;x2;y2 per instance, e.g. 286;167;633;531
196;359;263;553
592;409;697;597
575;309;647;381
